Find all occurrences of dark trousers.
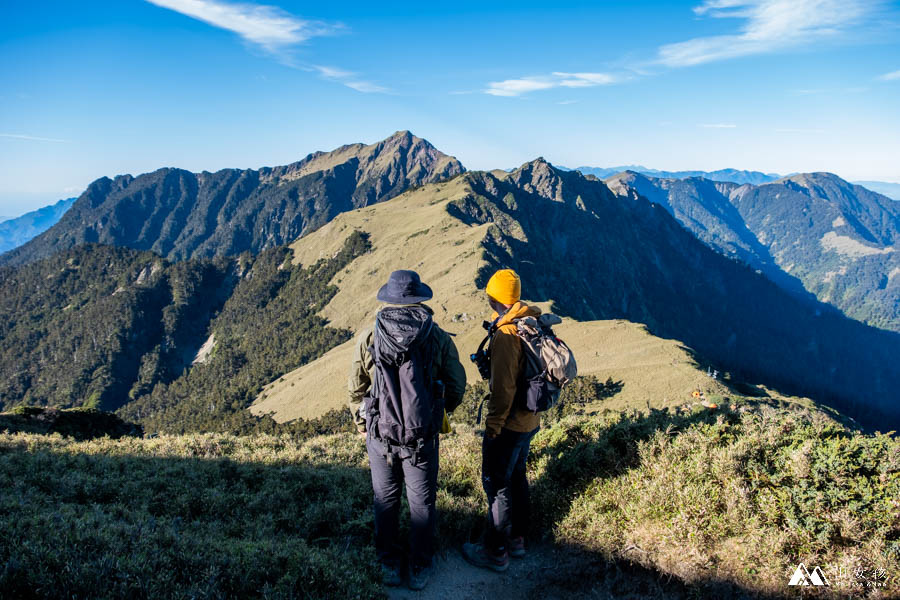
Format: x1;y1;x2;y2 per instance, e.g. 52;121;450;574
481;426;539;553
366;433;439;570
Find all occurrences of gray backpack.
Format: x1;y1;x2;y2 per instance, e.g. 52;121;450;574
514;314;577;413
472;313;577;417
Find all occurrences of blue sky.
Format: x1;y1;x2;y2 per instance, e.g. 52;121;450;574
1;0;899;215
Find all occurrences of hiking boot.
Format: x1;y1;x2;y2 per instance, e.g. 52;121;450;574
408;565;432;591
461;542;509;572
509;536;526;558
380;563;403;587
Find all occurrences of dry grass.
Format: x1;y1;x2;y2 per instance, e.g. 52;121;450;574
3;396;898;598
251;179;730;423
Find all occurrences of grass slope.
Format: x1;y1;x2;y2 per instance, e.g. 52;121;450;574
250;176;732;423
2;397;897;598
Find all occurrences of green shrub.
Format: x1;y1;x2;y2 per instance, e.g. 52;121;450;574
2;394;896;598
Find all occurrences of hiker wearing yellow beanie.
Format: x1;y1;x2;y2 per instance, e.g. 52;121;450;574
485;269;521;306
463;268;541;572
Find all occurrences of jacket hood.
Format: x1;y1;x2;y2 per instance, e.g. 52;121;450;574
374;304;434;365
492;301;542;329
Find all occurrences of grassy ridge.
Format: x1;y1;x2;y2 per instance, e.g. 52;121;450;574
2;395;897;598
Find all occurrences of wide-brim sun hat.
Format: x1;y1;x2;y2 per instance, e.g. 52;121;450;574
377;269;433;304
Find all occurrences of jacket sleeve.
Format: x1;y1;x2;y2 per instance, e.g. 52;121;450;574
347;329;373;432
486;328;521;437
435;328;467;413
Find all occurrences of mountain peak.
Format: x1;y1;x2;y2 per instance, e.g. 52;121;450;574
387;129;414;142
1;132;465;267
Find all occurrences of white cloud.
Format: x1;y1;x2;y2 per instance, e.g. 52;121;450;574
485;72;618;96
878;69;900;81
146;2;389;93
145;0;339;52
658;0;880;67
557;100;578;105
775;128;826;133
485;78;556;97
310;65;388;94
0;133;69;143
553;72;617;87
700;123;737;128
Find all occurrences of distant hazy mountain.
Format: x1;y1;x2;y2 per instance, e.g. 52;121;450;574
853;180;900;201
607;171;900;332
0;198;75;253
0;131;463;267
571;165;782;185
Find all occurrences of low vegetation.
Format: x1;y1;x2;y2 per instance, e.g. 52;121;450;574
2;392;897;598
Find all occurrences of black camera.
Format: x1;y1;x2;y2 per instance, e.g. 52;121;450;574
470;349;491;380
469;320;495;381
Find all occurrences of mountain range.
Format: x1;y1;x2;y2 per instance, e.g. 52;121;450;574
1;132;899;434
0;131;462;267
569;166;782;185
853;180;900;200
569;165;900;200
605;171;900;332
253;159;900;431
0;198;75;253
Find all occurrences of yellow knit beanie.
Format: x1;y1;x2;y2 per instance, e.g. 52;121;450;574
485;269;521;305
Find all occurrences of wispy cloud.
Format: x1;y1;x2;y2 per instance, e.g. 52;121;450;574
145;0;340;52
146;1;388;92
309;65;388;93
485;72;618;96
0;133;69;143
658;0;881;67
878;69;900;81
699;123;737;128
557;100;578;105
775;127;826;133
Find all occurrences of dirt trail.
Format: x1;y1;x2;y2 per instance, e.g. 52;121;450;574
386;545;573;600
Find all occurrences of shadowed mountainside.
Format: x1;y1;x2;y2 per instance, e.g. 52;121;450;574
606;171;900;332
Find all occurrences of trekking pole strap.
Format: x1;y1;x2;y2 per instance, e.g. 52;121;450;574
475;393;489;425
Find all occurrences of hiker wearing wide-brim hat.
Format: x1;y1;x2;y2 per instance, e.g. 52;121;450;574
375;269;434;304
348;269;466;592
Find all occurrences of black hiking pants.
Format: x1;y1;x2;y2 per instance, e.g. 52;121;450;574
482;426;539;553
366;433;439;571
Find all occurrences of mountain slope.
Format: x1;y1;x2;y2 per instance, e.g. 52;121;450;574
0;244;232;412
853;180;900;200
0;198;75;253
607;171;900;332
253;161;900;431
0;131;463;266
251;176;729;422
6;398;896;599
0;230;371;437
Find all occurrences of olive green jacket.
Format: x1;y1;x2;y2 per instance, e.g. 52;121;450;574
347;304;467;432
